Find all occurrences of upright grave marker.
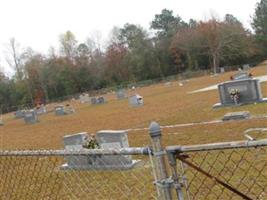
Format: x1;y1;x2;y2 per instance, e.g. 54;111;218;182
95;130;139;169
62;131;140;170
129;94;143;107
15;110;25;119
35;105;47;115
91;96;106;105
117;89;127;100
55;105;75;116
231;71;252;80
243;64;250;71
55;105;65;116
79;93;90;103
62;132;90;169
24;110;39;124
214;78;267;108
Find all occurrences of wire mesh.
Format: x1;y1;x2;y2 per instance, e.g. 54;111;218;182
0;152;157;200
176;146;267;200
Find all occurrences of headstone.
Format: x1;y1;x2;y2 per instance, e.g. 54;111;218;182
15;110;25;119
91;97;97;105
35;105;47;115
97;96;105;104
117;89;127;100
129;94;143;106
62;131;140;170
231;71;251;80
95;130;140;169
65;105;75;114
0;120;3;126
220;67;225;73
164;82;171;86
24;110;39;124
243;64;250;71
62;132;92;169
222;111;250;121
79;93;90;103
55;105;65;116
213;79;267;108
91;96;106;105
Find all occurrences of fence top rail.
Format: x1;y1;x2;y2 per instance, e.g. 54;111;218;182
166;138;267;153
0;147;150;156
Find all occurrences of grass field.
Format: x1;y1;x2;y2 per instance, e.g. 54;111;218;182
1;61;267;150
1;62;267;200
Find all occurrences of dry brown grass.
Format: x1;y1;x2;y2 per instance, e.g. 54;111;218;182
1;62;267;150
1;62;267;200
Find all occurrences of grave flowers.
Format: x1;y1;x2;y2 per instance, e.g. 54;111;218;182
83;134;101;164
83;134;99;149
229;88;240;104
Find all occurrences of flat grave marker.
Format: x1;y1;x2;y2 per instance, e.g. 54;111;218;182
222;111;251;121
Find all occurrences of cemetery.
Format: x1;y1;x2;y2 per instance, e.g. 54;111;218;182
1;62;267;199
1;62;267;150
1;1;267;198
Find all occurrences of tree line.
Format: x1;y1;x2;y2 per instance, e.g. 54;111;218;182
1;1;267;112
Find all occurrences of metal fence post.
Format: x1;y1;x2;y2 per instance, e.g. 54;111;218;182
166;147;185;200
149;121;173;200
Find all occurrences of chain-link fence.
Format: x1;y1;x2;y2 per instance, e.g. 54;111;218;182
166;139;267;200
1;122;267;200
0;148;157;200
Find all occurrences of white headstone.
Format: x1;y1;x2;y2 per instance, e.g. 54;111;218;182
79;93;90;103
62;132;91;168
117;89;127;100
62;131;140;170
243;64;250;71
95;130;140;169
129;94;143;106
35;105;47;115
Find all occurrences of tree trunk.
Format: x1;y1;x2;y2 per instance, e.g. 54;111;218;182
212;53;217;74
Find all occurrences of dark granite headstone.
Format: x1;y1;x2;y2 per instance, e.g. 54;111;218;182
24;110;39;124
214;79;267;108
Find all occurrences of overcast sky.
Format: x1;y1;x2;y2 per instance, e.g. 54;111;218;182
0;0;260;74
